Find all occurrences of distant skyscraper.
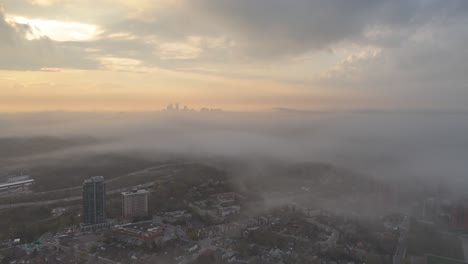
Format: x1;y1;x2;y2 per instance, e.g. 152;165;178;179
82;176;106;226
122;189;149;220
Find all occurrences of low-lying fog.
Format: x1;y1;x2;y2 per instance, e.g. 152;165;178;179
1;110;467;193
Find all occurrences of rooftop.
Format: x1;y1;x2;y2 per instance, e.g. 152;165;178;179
84;176;105;184
122;189;149;196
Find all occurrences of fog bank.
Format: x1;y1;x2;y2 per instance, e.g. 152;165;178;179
1;111;467;190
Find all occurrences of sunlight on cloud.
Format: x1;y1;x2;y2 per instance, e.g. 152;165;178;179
8;16;99;41
117;0;182;18
155;36;230;60
106;32;138;40
28;0;61;6
158;42;202;60
320;45;383;81
99;57;144;72
39;67;62;72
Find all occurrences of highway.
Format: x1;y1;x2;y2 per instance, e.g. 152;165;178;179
393;215;410;264
0;162;189;210
6;163;183;196
304;217;339;248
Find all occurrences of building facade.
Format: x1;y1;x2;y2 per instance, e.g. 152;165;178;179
82;176;106;226
122;189;149;220
451;205;468;230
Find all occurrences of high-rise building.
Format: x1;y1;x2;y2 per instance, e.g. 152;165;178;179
451;205;468;230
82;176;106;226
122;189;149;220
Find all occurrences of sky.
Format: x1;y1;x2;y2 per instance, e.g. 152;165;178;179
0;0;467;112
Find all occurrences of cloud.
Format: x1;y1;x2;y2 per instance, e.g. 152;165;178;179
9;15;99;41
28;0;62;6
94;1;468;87
102;0;443;58
1;0;468;111
0;7;98;70
316;9;468;110
5;1;468;67
190;0;468;58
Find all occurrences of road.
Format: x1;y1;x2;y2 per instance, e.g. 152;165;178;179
393;216;410;264
48;240;120;264
0;182;154;210
0;162;189;210
10;162;184;196
296;206;340;248
460;235;468;261
304;217;339;248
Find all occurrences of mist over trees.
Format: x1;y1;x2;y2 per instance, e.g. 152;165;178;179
1;110;467;194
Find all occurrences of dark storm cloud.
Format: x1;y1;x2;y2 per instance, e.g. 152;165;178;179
3;0;468;71
315;6;468;110
98;0;467;59
190;0;398;58
192;0;468;58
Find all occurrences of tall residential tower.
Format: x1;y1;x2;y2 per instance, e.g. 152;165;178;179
82;176;106;226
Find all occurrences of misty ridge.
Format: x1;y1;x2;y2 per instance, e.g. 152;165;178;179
1;110;467;194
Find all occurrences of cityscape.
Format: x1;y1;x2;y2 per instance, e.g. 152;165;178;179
0;152;468;264
2;0;468;263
